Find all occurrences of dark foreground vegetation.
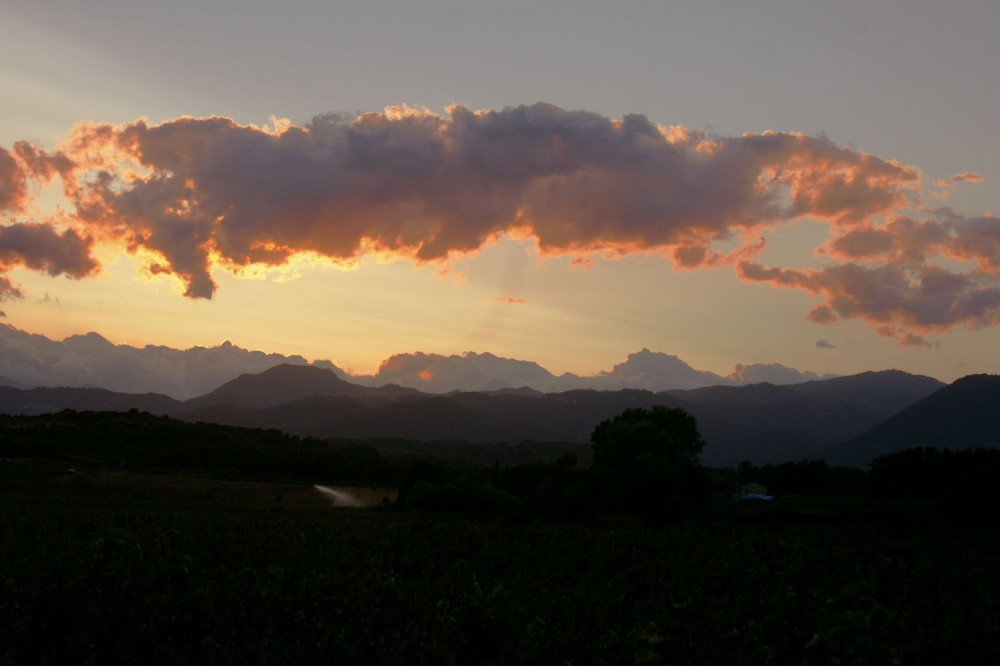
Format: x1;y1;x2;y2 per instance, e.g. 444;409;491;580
3;409;1000;664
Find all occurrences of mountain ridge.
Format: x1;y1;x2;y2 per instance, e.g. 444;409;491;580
1;322;844;398
0;363;949;466
824;374;1000;466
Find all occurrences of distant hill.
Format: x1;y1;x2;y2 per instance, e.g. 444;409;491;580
662;378;934;466
183;364;421;409
0;375;27;389
783;370;945;417
824;374;1000;466
0;386;181;416
173;369;942;465
0;366;956;466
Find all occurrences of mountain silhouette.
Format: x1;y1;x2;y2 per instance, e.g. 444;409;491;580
0;375;27;389
173;369;944;465
825;374;1000;466
0;362;963;466
0;386;181;416
783;370;944;416
184;364;421;409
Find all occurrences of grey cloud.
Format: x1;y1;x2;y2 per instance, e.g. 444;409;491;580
727;362;834;384
0;277;22;302
52;104;915;299
0;324;347;399
738;259;1000;344
0;148;26;211
0;223;97;279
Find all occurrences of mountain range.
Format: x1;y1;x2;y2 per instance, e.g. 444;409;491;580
3;356;987;467
1;323;834;398
825;374;1000;466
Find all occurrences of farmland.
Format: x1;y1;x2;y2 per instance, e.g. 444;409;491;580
3;410;1000;663
3;471;999;664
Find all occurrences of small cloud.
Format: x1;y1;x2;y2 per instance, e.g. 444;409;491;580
0;309;5;317
815;339;835;349
807;305;839;324
0;276;24;301
936;172;983;187
484;295;528;305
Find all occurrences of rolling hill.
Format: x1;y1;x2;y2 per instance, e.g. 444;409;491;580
824;374;1000;466
0;363;972;466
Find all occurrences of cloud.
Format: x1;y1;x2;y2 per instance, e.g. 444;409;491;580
484;295;528;304
3;102;999;344
0;148;27;212
372;350;559;393
738;258;1000;344
727;362;833;384
0;223;98;292
0;143;74;213
11;104;914;293
937;172;983;187
1;143;98;298
815;340;835;349
0;323;339;399
0;276;22;301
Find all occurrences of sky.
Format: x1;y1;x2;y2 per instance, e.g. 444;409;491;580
1;0;999;382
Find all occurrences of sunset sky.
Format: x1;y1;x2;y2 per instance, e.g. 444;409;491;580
2;0;999;382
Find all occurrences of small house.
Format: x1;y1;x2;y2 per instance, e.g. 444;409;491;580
738;482;770;500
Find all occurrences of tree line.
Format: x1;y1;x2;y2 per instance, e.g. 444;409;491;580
4;407;998;523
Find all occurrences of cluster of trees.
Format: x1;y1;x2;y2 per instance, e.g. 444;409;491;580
8;406;999;524
868;447;1000;518
400;406;714;524
0;410;399;486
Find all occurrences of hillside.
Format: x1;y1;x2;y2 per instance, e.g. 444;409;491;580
0;366;962;466
183;364;420;409
661;374;943;464
824;374;1000;466
0;386;181;416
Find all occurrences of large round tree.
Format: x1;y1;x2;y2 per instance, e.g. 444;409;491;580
591;406;705;469
590;406;709;521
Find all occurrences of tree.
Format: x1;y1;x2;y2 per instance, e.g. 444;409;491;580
590;406;709;522
591;406;705;470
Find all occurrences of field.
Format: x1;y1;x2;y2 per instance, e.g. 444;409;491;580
3;470;1000;665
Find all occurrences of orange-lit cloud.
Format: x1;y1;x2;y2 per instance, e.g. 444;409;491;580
1;103;997;344
0;223;97;301
1;144;98;300
937;172;983;187
738;257;1000;344
485;295;528;305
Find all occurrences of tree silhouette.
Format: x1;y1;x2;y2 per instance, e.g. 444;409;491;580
591;406;704;470
590;406;709;522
